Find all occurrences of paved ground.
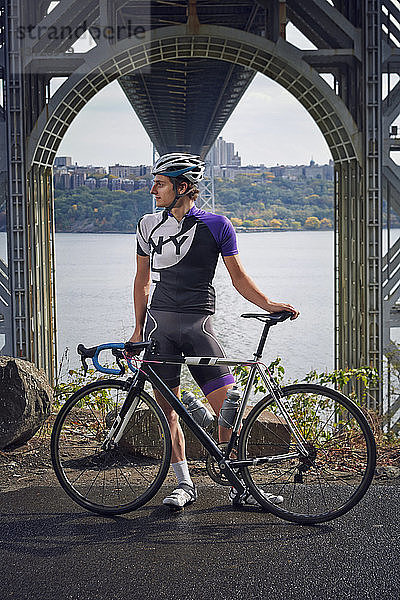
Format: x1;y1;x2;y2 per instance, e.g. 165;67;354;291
0;483;398;600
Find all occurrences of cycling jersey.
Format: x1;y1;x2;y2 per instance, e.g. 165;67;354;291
136;205;238;314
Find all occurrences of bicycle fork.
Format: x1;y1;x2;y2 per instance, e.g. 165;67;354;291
101;383;141;451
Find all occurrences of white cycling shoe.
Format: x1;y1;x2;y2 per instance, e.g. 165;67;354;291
163;483;197;509
229;486;284;507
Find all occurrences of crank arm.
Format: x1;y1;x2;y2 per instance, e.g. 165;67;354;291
217;461;245;494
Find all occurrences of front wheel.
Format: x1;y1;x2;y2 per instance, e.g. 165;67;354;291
238;384;376;524
51;380;172;515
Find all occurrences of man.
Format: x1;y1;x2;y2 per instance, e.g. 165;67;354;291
129;153;299;509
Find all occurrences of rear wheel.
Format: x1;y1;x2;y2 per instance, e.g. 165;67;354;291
51;380;171;515
238;384;376;524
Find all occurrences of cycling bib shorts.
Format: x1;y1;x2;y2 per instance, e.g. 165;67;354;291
145;309;234;394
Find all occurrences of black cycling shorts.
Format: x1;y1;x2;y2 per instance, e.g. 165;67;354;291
144;309;234;395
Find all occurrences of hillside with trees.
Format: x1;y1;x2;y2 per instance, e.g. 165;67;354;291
52;176;335;232
214;176;334;230
54;186;152;232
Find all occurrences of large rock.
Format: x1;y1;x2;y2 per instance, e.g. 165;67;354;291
0;357;53;449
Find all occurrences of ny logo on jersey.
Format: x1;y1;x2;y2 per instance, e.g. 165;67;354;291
150;233;189;255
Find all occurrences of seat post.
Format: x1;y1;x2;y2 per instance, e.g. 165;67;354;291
254;322;274;359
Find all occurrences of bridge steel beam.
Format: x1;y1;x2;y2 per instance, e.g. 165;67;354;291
0;2;12;352
2;0;57;379
27;25;361;166
4;0;31;362
363;1;383;411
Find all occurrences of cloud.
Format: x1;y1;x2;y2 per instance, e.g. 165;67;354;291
57;80;153;167
220;74;332;166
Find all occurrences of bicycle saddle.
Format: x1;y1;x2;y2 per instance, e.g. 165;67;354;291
241;311;293;323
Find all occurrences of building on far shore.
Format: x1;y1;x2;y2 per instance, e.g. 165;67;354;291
270;159;334;181
207;136;242;179
53;154;334;191
54;156;72;167
109;164;149;178
53;157;151;191
205;139;333;181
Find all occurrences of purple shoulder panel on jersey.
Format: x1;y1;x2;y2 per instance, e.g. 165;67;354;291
189;206;238;256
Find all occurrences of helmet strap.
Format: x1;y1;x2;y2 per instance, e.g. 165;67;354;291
165;179;190;211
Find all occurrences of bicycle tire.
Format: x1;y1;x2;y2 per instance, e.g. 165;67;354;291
238;384;376;524
51;379;172;515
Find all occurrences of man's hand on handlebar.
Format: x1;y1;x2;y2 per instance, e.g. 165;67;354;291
124;332;145;358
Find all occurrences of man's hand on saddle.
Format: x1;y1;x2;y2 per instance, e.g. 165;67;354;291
266;302;300;320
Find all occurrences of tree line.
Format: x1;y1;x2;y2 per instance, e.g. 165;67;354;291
1;175;398;232
53;186;152;232
214;176;334;230
52;176;335;232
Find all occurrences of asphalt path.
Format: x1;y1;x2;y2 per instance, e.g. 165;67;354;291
0;483;398;600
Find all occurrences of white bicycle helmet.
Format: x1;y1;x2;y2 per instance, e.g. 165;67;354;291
152;153;205;184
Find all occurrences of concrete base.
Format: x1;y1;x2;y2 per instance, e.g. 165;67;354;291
120;403;290;460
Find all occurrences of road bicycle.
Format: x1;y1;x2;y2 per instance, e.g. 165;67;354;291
51;311;376;524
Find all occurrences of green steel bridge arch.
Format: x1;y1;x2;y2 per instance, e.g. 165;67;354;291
28;26;361;166
27;27;370;401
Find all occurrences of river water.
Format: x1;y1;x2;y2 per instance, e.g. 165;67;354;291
51;230;335;381
3;228;400;386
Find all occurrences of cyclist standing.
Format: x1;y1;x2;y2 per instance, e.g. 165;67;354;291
128;153;299;509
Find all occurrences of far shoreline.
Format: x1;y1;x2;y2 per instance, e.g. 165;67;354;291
49;228;335;234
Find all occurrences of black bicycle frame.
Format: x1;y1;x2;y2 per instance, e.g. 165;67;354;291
131;363;246;493
118;316;297;493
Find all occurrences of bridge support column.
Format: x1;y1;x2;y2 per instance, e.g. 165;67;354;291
26;165;57;380
335;1;383;414
4;0;30;363
336;158;383;413
336;160;365;372
3;0;56;381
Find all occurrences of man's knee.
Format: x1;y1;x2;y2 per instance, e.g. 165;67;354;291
154;386;180;425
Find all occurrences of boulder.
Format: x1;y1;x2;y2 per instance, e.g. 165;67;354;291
0;357;53;449
375;465;400;480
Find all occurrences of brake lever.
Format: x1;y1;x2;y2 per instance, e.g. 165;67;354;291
116;356;125;375
81;354;88;377
112;348;126;375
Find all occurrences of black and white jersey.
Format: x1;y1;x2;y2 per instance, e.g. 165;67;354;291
136;205;238;314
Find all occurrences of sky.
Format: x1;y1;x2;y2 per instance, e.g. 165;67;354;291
55;24;333;168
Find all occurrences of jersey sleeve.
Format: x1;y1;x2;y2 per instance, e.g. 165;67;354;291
218;217;238;257
136;217;150;256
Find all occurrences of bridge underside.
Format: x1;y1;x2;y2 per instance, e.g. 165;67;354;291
119;0;265;156
1;1;400;432
119;59;255;157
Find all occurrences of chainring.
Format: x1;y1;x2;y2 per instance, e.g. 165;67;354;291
206;443;231;486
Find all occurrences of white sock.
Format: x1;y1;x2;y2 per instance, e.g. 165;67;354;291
172;460;193;487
